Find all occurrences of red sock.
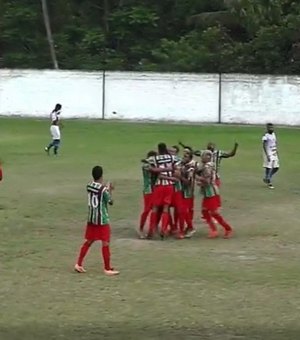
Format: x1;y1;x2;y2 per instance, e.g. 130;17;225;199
203;210;217;232
174;210;178;229
161;212;169;235
177;210;185;233
139;209;150;231
102;245;111;270
212;213;232;231
148;211;158;235
77;241;91;266
184;210;193;230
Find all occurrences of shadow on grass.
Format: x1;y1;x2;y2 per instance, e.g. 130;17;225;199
0;324;299;340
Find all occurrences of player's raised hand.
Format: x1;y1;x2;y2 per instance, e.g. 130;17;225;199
107;182;115;191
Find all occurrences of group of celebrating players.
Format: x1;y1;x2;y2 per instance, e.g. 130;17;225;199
138;141;239;240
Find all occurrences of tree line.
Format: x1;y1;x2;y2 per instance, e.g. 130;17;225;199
1;0;300;74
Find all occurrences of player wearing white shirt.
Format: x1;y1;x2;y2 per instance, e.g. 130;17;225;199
45;104;62;156
262;123;279;189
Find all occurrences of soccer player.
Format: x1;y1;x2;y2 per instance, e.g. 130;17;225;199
206;141;238;187
147;143;176;239
262;123;279;189
195;150;233;239
45;103;62;156
139;150;157;238
75;166;119;276
180;151;198;238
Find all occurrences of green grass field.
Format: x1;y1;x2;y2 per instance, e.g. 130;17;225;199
1;118;300;340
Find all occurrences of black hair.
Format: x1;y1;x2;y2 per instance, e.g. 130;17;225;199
54;103;62;112
92;166;103;181
158;142;168;154
172;145;180;153
266;123;273;127
147;150;157;158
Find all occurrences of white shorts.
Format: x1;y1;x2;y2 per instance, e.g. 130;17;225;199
263;155;279;169
50;125;60;140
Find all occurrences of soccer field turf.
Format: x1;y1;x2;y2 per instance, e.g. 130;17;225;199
0;118;300;340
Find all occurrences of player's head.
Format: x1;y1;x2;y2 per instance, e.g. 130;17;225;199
183;151;193;163
147;150;157;158
172;145;179;155
201;150;212;164
266;123;274;133
92;166;103;181
158;142;168;155
207;142;215;151
54;103;62;113
183;146;192;157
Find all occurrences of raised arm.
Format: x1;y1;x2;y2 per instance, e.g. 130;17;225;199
221;142;239;158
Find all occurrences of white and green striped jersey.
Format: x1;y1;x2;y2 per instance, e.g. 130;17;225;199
87;181;111;225
198;150;227;178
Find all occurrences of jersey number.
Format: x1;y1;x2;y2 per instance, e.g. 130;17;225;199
88;194;99;208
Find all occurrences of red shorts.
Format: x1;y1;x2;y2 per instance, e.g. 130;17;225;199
171;191;184;209
152;185;174;206
215;178;221;188
85;223;111;242
143;193;153;212
184;197;194;210
202;195;221;211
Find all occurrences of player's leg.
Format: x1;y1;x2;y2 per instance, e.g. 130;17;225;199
100;225;119;275
147;186;163;238
210;197;233;238
53;139;60;155
202;209;218;238
269;158;279;188
139;193;152;236
184;198;195;238
202;197;219;238
45;139;54;154
75;239;94;273
160;186;174;238
174;193;185;239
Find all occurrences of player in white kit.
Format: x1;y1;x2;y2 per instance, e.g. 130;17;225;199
262;123;279;189
45;104;62;156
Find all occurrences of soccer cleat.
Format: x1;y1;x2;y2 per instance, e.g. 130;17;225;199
176;232;185;240
268;183;274;189
208;230;219;239
104;269;120;276
185;229;196;238
74;264;86;273
223;229;233;239
44;147;49;155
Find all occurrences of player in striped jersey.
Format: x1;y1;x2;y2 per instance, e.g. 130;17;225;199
139;150;157;238
206;142;238;187
147;143;176;238
75;166;119;276
195;151;233;239
180;141;238;187
45;103;62;156
180;151;198;238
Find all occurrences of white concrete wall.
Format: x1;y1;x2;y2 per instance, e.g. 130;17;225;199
0;69;300;125
0;69;103;118
104;72;219;122
222;74;300;125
